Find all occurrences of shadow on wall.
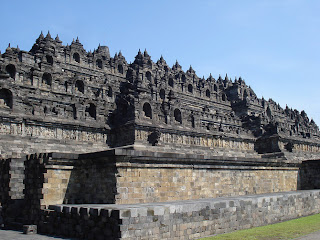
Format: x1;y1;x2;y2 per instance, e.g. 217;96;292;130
30;154;320;207
107;80;136;148
0;157;26;226
297;160;320;190
0;153;119;229
63;152;118;204
22;152;118;218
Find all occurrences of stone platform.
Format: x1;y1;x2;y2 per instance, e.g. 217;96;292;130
22;149;300;206
36;190;320;239
2;150;320;239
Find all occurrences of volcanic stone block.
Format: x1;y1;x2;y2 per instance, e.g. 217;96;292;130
23;224;37;234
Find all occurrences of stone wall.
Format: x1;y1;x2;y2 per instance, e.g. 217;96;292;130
115;163;298;204
0;157;25;225
298;160;320;190
17;149;299;207
1;150;320;239
0;120;108;143
0;117;110;158
0;158;10;204
65;156;117;204
36;190;320;239
78;149;299;204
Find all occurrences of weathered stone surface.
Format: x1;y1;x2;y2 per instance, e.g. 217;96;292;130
1;33;320;240
11;150;300;207
23;225;37;234
33;190;320;239
0;33;319;161
298;160;320;190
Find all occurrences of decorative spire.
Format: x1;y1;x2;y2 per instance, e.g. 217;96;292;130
55;34;60;42
157;55;167;66
207;73;214;82
16;45;20;51
133;49;143;66
76;36;79;43
45;31;52;39
36;31;44;43
118;50;123;57
144;49;149;57
6;43;12;52
173;60;182;70
225;73;229;81
186;65;195;75
137;49;142;57
39;31;44;40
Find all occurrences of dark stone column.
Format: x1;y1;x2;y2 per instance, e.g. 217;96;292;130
0;157;26;228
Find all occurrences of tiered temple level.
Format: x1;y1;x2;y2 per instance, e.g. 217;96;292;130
0;32;319;161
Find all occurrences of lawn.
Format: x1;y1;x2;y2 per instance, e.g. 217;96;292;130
200;213;320;240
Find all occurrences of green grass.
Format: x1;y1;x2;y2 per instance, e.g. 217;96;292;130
200;213;320;240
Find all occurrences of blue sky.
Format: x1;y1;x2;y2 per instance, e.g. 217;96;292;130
1;0;319;125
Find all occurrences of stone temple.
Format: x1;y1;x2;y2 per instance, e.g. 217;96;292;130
1;32;320;239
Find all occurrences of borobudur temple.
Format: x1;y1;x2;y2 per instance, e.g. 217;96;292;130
1;32;320;239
